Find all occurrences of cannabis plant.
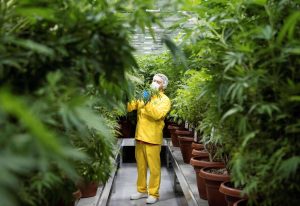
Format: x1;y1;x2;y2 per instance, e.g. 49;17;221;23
176;0;300;205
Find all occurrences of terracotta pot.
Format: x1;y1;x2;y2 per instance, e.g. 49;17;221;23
199;167;230;206
78;182;98;198
191;148;209;158
57;190;81;206
177;136;194;163
175;129;193;137
172;129;193;147
219;181;248;206
118;120;131;138
233;199;248;206
72;190;82;200
167;125;180;147
192;142;204;150
190;157;224;200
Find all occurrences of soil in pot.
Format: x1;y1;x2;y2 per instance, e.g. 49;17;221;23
190;157;224;200
219;181;248;206
199;167;230;206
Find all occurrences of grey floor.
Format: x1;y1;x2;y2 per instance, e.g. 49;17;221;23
108;163;188;206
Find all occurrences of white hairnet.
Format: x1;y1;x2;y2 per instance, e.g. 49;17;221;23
153;73;169;90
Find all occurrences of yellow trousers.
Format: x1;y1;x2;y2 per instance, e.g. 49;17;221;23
135;141;161;198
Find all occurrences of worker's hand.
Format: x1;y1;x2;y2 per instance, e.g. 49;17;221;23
142;90;151;103
143;90;150;98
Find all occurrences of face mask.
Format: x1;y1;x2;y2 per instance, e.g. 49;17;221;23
150;82;160;90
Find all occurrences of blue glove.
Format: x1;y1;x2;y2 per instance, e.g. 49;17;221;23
142;90;150;102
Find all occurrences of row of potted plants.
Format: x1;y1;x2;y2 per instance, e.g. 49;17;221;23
176;1;299;205
136;1;300;205
167;122;247;206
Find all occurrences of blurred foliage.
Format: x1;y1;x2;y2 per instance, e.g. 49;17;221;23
0;0;163;205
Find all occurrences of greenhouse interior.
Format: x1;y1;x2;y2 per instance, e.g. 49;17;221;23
1;0;299;206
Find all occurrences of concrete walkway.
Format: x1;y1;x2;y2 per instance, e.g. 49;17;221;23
108;163;187;206
76;138;209;206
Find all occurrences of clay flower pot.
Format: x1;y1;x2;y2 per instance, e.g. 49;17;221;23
118;119;131;138
191;142;204;150
57;190;82;206
177;136;194;163
191;148;209;158
219;181;248;206
167;125;181;147
199;167;230;206
78;182;98;198
233;199;248;206
72;190;82;200
190;158;224;200
175;129;193;137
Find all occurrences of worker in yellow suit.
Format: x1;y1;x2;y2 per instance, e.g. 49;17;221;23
128;73;171;204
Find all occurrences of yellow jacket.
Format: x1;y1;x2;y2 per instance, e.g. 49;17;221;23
127;92;171;145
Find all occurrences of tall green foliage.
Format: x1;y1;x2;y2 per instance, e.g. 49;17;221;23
171;69;211;125
174;0;300;205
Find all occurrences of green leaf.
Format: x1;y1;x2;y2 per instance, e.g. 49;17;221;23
76;107;111;137
258;25;274;40
15;7;56;21
0;90;62;154
8;37;54;56
249;0;267;6
277;11;300;44
238;116;247;135
0;59;22;69
284;47;300;55
125;72;144;85
241;132;257;149
221;105;243;122
279;156;300;178
162;35;187;69
47;71;63;87
0;190;16;206
289;96;300;101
